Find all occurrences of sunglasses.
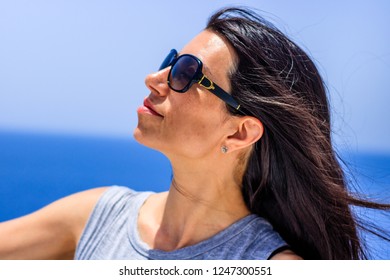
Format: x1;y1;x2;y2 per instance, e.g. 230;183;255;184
159;49;244;113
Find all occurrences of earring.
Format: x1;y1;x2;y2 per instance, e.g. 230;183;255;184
221;146;228;154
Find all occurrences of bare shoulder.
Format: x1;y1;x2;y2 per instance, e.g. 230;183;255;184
46;187;109;222
269;249;303;260
0;187;109;259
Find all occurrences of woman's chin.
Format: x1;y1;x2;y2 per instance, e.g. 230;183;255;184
133;128;161;151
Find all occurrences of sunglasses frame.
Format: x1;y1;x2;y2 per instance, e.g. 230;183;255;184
159;49;243;113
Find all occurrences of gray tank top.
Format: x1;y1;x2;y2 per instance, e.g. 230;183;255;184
75;186;287;260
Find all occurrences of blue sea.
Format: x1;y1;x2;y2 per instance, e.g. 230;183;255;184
0;130;389;259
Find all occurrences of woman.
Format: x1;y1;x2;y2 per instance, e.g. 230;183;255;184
0;7;388;260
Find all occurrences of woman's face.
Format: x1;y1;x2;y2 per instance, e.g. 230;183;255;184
133;30;237;160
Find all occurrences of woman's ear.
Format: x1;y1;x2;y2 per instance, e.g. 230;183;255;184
224;117;263;152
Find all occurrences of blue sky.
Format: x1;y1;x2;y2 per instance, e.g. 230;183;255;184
1;0;389;153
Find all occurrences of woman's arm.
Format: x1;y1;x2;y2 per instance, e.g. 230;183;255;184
0;187;108;259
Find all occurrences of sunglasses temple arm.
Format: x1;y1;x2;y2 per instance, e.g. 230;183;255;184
207;83;242;111
199;75;246;114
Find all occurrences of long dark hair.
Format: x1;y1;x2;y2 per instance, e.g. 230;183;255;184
207;7;390;259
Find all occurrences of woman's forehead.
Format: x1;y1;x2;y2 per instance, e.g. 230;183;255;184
181;30;232;60
181;30;236;86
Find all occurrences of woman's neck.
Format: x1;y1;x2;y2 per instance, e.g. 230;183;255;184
138;157;250;251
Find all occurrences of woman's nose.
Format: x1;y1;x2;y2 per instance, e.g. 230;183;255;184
144;68;170;97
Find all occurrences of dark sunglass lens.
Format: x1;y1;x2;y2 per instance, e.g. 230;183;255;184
159;49;177;70
169;56;198;91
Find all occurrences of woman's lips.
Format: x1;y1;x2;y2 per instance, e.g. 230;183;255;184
137;99;163;117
